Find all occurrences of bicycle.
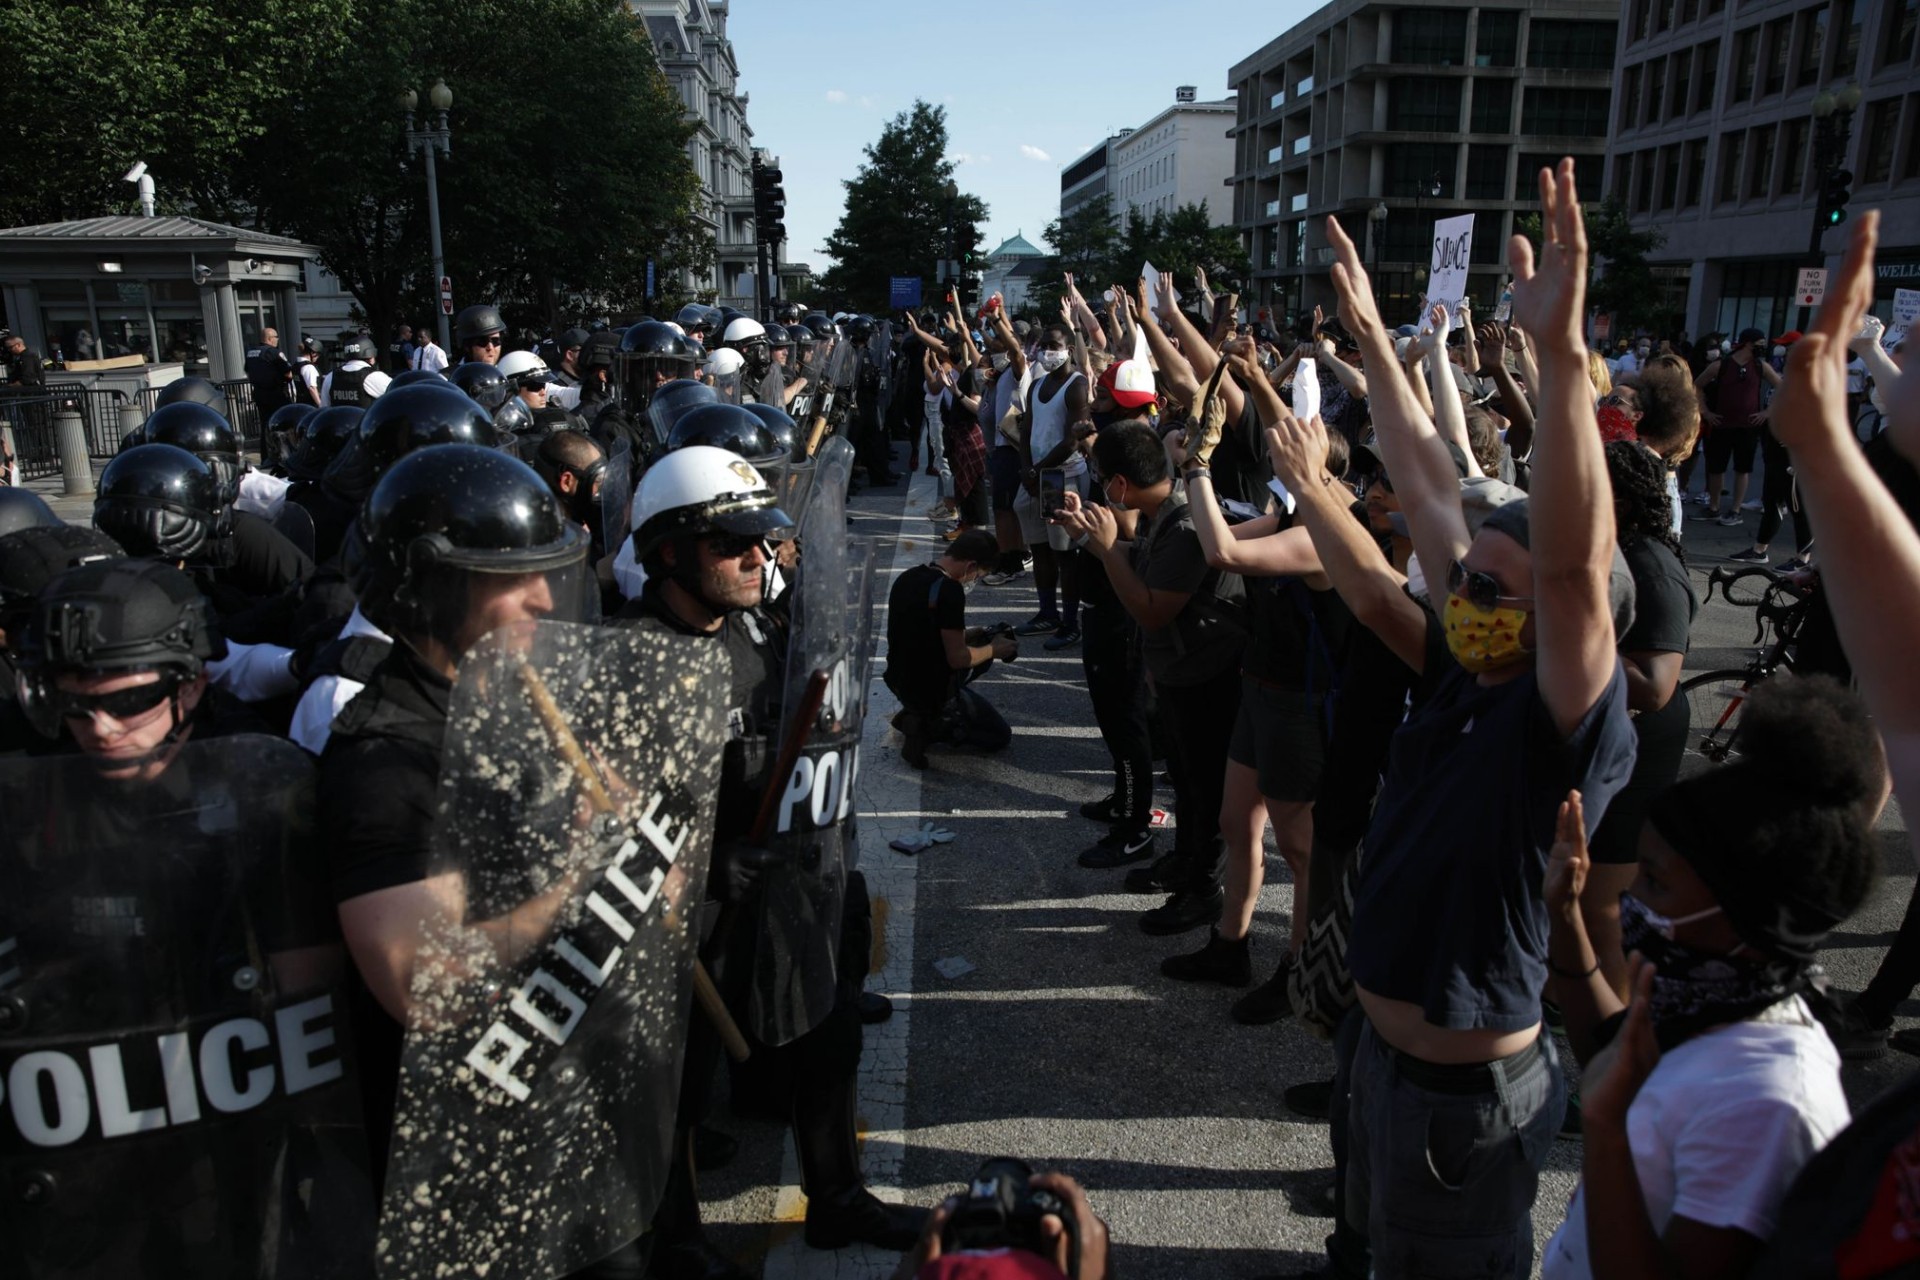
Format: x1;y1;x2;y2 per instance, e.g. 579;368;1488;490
1677;564;1813;771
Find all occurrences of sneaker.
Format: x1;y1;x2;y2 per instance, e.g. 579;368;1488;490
1079;793;1121;823
1782;555;1814;572
1689;507;1724;522
1077;826;1155;868
1042;624;1082;651
1015;612;1062;636
1718;511;1744;527
1742;499;1763;510
1282;1078;1334;1120
1726;546;1771;564
1820;999;1890;1061
1123;849;1186;894
1687;491;1711;505
981;567;1023;586
1231;955;1295;1025
1139;885;1225;936
1159;927;1253;986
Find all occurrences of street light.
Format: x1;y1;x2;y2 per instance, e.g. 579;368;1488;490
401;79;454;352
1368;202;1389;313
943;180;959;286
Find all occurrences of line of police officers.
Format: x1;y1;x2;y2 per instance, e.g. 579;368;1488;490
0;299;921;1280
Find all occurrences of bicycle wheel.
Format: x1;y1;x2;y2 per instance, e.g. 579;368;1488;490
1679;669;1773;774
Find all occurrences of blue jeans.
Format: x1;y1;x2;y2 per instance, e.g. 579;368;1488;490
1345;1020;1564;1279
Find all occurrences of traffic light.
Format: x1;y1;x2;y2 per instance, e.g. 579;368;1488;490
753;160;787;246
1818;166;1852;228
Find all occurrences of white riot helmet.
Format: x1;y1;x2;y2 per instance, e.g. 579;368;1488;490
705;347;745;378
496;348;550;389
362;370;393;400
628;444;793;562
720;317;767;348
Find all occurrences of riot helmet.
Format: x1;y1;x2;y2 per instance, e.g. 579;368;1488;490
349;444;590;649
775;303;804;325
142;401;242;507
741;402;799;460
646;378;718;444
497;349;551;393
764;323;793;353
629;444;793;568
453;303;508;361
618;320;699;408
493;395;537;443
264;402;317;468
285;405;363;482
0;487;60;537
705;347;746;381
389;368;449;388
801;312;834;340
153;376;226;411
0;525;124;646
787;324;815;365
450;359;512;411
717;307;746;331
847;315;875;344
359;382;500;478
339;335;373;361
92;444;225;564
667;403;784;479
674;304;715;339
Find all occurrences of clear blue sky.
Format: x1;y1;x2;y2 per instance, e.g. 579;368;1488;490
726;4;1318;273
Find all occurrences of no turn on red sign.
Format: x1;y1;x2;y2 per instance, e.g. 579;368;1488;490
440;276;454;315
1796;268;1828;308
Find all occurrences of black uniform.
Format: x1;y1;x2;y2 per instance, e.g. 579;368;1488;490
6;344;46;388
244;343;294;415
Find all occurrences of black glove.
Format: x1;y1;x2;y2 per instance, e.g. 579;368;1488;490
712;841;782;902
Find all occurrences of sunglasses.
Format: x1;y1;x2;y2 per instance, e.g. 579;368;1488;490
54;673;183;724
522;377;549;390
476;337;503;349
1447;559;1533;612
705;531;770;559
1368;470;1394;494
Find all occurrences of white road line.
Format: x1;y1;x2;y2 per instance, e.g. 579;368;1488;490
761;469;937;1280
1008;725;1106;739
859;809;1067;820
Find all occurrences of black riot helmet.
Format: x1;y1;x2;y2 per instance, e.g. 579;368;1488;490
776;302;804;325
285;405;363;482
264;402;317;468
453;303;508;350
717;307;745;330
646;378;719;444
742;402;799;460
389;368;449;388
580;330;621;371
787;324;815;363
0;525;124;639
801;313;834;339
493;395;536;443
92;444;225;564
847;315;875;343
764;323;793;352
349;444;590;645
0;487;60;537
142;401;241;507
358;382;499;479
667;403;783;475
674;304;714;336
618;320;699;408
153;375;226;411
449;359;511;411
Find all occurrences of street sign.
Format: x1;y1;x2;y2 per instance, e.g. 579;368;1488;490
1796;267;1828;308
1592;312;1612;344
440;275;454;316
646;259;656;300
889;277;922;310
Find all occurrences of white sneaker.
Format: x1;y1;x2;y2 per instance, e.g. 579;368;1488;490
1741;500;1763;511
1718;511;1743;527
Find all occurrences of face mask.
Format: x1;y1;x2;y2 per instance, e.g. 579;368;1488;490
1037;349;1068;372
991;352;1010;371
1441;592;1531;673
1596;403;1639;444
1620;891;1723;941
1617;892;1804;1048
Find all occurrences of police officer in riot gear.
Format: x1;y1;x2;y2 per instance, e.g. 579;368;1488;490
263;401;316;472
530;427;610;556
321;336;391;407
453;302;508;364
358;381;499;479
0;524;124;755
615;449;928;1270
449;358;512;412
674;303;715;347
282;405;364;562
620;320;701;416
575;330;634;452
719;317;772;390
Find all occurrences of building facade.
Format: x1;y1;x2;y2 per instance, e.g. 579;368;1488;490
979;233;1052;315
1111;98;1239;225
632;0;792;309
1226;0;1617;324
1603;0;1920;340
1061;138;1121;220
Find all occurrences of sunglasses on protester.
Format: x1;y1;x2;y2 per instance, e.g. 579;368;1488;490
53;672;185;724
1447;559;1533;612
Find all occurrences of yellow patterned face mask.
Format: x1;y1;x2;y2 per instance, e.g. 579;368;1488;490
1442;592;1532;673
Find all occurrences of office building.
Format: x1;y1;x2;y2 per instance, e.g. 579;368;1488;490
1226;0;1617;322
1603;0;1920;339
1061;137;1123;220
1111;95;1239;224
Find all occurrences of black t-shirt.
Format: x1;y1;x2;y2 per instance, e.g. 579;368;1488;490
1242;567;1351;692
1210;399;1269;509
886;563;966;713
1620;536;1697;758
1131;489;1247;687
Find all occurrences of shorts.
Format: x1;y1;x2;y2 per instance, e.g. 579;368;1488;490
1014;468;1091;551
1225;677;1327;802
988;446;1022;513
1704;424;1759;476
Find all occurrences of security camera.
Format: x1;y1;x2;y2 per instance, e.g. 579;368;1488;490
193;264;213;286
122;161;148;184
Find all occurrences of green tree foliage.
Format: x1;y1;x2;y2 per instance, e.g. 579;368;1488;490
0;0;707;333
1515;198;1668;337
822;102;988;314
1030;198;1248;321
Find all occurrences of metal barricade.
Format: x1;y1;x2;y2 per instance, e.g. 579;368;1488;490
42;382;133;455
0;388;65;481
219;379;261;452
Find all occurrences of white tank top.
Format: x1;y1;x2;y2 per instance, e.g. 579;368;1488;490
1027;371;1087;476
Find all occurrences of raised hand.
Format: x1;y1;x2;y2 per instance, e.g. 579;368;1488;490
1195;265;1213;300
1581;955;1662;1131
1265;413;1334;495
1157;271;1177;318
1543;790;1589;919
1508;158;1589;353
1475;322;1508;373
1323;220;1386;345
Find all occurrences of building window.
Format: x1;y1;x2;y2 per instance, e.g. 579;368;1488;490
1860;98;1901;183
1834;0;1860;76
1733;27;1759;100
1388;142;1457;196
1470;79;1513;133
1781;116;1810;193
1477;9;1519;65
1521;87;1612;136
1797;6;1827;87
1695;39;1720;112
1630;0;1650;42
1620;64;1644;132
1763;19;1790;94
1673;48;1693;117
1645;57;1667;125
1681;0;1700;24
1392;9;1469;65
1718;130;1747;203
1388;77;1463;131
1634;150;1654;212
1886;0;1918;66
1529;20;1617;69
1748;124;1776;198
1514;152;1564;200
1466;144;1508;198
1683;138;1707;206
1658;144;1681;209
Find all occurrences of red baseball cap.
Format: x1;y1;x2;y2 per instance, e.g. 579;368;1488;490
1773;330;1803;345
1097;359;1156;408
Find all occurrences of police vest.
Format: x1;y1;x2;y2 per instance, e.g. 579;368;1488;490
329;366;374;407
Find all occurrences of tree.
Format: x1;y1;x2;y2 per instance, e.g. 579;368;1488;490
1515;198;1667;337
821;102;988;314
1029;196;1121;317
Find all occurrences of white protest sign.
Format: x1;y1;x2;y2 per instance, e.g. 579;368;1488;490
1894;288;1920;326
1293;355;1321;423
1140;262;1180;315
1428;214;1475;309
1796;267;1828;308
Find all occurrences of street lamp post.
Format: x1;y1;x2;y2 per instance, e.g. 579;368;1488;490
1368;201;1389;315
401;80;454;353
943;179;958;289
1804;83;1862;330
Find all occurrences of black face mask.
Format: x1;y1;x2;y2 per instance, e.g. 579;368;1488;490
1617;893;1810;1050
1090;409;1118;431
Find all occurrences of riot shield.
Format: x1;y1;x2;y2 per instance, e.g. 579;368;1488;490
869;322;896;416
749;448;877;1044
272;499;318;561
710;367;744;406
378;621;727;1280
0;737;374;1280
600;437;635;563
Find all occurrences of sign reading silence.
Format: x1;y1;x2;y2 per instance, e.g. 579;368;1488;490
1428;214;1475;310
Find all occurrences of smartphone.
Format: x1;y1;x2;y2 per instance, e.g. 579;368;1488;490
1040;467;1068;517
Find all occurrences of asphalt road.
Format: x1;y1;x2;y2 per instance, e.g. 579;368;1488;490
690;440;1919;1280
